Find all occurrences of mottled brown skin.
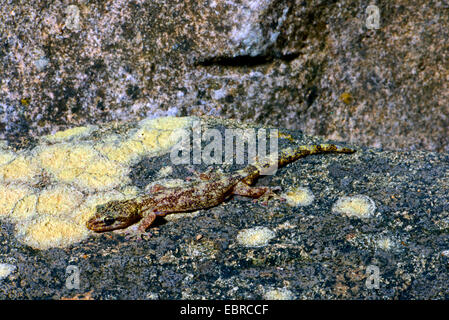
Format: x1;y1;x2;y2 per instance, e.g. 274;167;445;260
86;144;355;233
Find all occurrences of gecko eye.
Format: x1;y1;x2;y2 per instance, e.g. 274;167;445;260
103;217;116;226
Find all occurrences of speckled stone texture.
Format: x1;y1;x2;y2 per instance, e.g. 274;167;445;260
0;117;449;299
0;0;448;152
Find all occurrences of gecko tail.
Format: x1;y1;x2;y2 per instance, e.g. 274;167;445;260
278;143;356;167
311;144;356;154
250;143;355;176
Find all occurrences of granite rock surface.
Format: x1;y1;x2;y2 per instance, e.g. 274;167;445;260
0;116;448;299
0;0;448;152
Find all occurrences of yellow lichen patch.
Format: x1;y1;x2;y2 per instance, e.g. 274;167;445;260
236;226;276;247
95;137;145;165
72;205;97;227
139;116;194;131
11;194;38;221
0;149;16;166
263;288;295;300
97;118;195;164
36;142;127;191
41;125;96;143
0;116;207;250
332;195;376;218
0;183;34;216
61;144;101;183
131;127;162;152
75;172;121;192
36;142;98;180
283;187;314;207
0;155;40;184
155;129;185;150
66;143;99;167
35;143;70;173
75;158;129;191
36;185;83;217
37;144;83;180
17;215;89;250
131;116;194;154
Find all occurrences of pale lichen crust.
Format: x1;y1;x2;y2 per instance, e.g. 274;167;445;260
0;116;196;249
283;186;315;207
236;226;276;247
332;195;377;218
0;263;16;280
263;287;295;300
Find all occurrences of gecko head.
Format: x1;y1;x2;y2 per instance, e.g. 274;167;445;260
86;199;141;232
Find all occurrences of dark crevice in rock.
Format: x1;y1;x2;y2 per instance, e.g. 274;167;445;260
195;52;300;67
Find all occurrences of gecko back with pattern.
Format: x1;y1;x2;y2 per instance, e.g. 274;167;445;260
86;144;355;233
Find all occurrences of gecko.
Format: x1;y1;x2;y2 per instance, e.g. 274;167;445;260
86;144;355;233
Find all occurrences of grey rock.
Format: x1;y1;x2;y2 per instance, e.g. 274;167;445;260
0;1;448;152
0;117;448;299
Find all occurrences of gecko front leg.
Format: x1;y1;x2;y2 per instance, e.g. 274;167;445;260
137;211;167;233
233;182;270;198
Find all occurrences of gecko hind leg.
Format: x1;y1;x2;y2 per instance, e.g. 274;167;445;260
233;182;284;205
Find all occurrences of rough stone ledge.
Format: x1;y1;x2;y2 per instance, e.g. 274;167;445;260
0;116;448;299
